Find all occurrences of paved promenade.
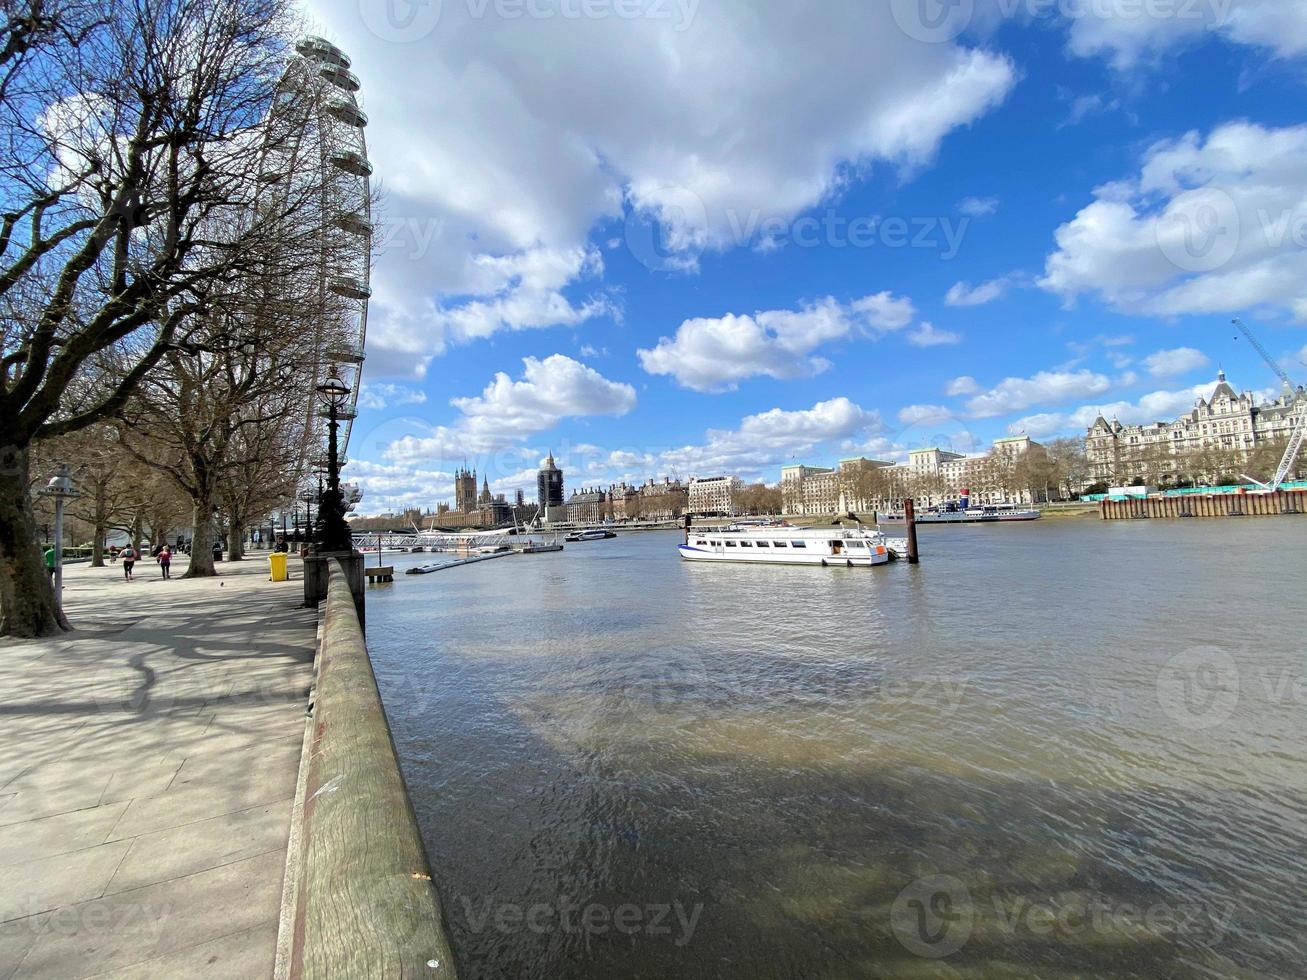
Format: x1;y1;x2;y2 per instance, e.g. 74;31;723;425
0;555;315;979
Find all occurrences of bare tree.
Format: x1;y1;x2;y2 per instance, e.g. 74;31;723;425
0;0;309;635
217;394;302;560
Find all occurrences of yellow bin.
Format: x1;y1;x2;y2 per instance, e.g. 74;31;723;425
267;552;288;582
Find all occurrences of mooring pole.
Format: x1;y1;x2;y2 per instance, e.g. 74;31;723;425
904;498;919;564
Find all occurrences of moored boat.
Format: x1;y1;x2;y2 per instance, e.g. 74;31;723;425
679;524;891;566
565;528;617;542
880;503;1041;524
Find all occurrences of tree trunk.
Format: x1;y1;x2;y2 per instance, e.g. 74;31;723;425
0;444;70;637
228;519;246;561
90;485;107;567
185;497;217;577
91;524;106;567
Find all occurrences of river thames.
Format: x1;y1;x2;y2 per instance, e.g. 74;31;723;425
366;519;1306;979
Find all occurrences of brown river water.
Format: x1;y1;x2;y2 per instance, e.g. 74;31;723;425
366;518;1307;979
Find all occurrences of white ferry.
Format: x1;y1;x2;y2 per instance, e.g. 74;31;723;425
880;503;1040;525
679;524;892;566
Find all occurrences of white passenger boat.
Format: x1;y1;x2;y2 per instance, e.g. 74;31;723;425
679;524;892;566
880;503;1041;525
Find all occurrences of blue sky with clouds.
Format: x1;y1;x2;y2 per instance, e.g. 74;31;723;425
307;0;1307;514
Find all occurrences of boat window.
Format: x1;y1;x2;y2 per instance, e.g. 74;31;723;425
790;541;806;548
847;540;865;548
725;541;737;547
695;539;707;545
739;541;752;547
755;541;769;547
773;541;787;548
711;540;721;546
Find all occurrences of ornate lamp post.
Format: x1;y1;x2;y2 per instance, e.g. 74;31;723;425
38;465;78;610
299;489;317;545
314;368;353;553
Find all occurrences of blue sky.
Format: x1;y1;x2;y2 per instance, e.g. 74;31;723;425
306;0;1307;514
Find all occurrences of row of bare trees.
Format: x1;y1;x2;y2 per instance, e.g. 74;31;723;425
0;0;358;636
1104;437;1297;489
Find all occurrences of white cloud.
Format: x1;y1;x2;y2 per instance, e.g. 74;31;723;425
906;322;962;347
356;383;428;411
966;369;1113;418
371;355;634;468
1143;346;1210;377
1041;122;1307;319
452;354;636;438
897;404;955;427
946;375;980;396
302;2;1015;374
850;291;917;332
637;293;914;391
945;278;1009;306
1063;0;1307;69
1006;379;1235;438
958;196;999;217
591;397;884;485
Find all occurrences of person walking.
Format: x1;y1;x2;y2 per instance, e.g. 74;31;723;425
157;544;172;580
43;545;56;585
120;543;137;581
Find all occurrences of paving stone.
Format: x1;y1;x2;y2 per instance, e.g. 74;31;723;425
104;801;290;895
0;842;132;922
14;852;284;979
0;803;128;866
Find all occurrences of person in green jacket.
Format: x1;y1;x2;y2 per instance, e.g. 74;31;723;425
43;546;56;585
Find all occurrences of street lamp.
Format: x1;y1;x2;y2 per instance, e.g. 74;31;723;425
314;367;353;553
38;465;78;610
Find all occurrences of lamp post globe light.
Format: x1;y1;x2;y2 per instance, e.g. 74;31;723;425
37;465;78;611
314;368;353;553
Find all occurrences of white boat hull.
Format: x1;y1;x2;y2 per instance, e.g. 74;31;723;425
679;524;891;566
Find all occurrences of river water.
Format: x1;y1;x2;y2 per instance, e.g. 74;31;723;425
366;519;1307;979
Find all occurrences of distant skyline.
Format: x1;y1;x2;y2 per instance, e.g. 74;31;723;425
309;0;1307;514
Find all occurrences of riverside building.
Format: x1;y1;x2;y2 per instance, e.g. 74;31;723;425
1085;369;1305;484
781;438;1050;515
689;475;741;517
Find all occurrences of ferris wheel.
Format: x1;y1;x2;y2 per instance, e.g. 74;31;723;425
263;36;373;480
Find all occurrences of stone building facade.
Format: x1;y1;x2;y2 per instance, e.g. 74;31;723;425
688;475;741;516
565;488;608;525
1085;370;1304;484
781;439;1049;515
